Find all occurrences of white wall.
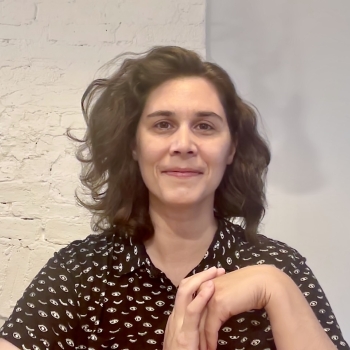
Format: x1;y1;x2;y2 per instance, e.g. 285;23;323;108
207;0;350;340
0;0;206;325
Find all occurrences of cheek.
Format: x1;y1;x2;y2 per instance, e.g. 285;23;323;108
136;142;162;171
205;143;232;168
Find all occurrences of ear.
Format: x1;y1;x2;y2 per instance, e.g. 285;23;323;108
131;139;138;161
227;138;237;165
132;149;138;161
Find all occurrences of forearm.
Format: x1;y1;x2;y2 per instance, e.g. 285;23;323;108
265;269;336;350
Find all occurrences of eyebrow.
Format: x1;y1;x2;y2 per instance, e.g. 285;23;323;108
146;110;224;121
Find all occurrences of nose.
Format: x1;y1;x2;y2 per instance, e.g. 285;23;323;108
169;125;197;156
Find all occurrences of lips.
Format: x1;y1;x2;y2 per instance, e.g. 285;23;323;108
161;168;203;178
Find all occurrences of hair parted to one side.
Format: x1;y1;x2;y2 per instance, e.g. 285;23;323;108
68;46;271;244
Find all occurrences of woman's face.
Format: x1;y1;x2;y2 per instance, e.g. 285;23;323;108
134;77;236;209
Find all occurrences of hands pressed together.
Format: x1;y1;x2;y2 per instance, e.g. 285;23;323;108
163;265;277;350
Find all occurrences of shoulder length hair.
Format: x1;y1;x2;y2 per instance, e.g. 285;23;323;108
68;46;271;244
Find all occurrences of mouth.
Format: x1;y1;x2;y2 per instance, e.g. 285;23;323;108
161;168;203;178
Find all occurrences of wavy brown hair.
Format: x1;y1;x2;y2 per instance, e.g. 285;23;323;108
68;46;271;244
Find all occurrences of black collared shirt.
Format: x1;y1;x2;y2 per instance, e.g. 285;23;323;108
1;219;348;350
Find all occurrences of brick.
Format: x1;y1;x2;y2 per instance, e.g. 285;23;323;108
44;219;90;245
48;23;117;45
45;203;90;220
0;159;21;182
0;181;50;204
0;23;45;41
0;0;36;25
36;1;104;25
0;217;41;240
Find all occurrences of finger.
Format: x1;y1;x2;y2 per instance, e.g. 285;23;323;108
173;267;218;319
181;280;214;334
196;266;226;296
199;306;208;350
216;267;226;277
196;268;225;350
205;310;222;350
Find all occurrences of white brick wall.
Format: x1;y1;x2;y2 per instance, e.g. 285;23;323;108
0;0;206;324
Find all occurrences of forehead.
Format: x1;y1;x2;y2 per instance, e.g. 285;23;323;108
142;77;224;114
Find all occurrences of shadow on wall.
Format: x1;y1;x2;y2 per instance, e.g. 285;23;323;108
206;0;327;194
270;94;325;193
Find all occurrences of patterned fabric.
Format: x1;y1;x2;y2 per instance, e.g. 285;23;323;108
0;218;348;350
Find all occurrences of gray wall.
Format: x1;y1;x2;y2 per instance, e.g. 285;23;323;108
207;0;350;340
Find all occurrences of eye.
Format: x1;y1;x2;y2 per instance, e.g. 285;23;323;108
222;327;231;332
196;123;213;131
38;310;48;317
51;311;60;319
251;339;261;346
59;324;68;332
155;121;172;130
38;325;48;332
60;285;69;292
66;339;75;346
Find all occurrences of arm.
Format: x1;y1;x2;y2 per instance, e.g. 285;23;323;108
0;251;80;349
0;339;20;350
266;266;337;350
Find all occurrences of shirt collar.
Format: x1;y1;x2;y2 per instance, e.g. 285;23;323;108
111;218;245;277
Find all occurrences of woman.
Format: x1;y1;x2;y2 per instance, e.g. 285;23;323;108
0;46;348;350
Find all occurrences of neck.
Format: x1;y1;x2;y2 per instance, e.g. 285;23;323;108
144;198;218;282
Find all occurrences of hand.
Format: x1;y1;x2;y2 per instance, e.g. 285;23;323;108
201;265;278;350
163;267;226;350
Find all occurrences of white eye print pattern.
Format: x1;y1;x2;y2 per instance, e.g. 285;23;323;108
0;219;348;349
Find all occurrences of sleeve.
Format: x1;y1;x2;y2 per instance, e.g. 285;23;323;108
283;247;349;349
0;250;81;350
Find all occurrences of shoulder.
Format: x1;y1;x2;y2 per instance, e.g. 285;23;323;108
221;219;306;272
240;233;306;272
51;229;133;275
